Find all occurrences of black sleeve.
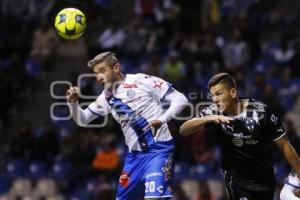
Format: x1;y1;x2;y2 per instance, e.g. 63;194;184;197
199;106;214;117
265;108;286;141
199;106;218;129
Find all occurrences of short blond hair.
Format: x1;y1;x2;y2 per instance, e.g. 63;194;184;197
87;52;119;68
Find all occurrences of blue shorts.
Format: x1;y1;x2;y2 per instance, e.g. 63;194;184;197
116;149;174;200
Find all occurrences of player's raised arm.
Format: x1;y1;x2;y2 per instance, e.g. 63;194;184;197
66;86;109;126
179;115;233;136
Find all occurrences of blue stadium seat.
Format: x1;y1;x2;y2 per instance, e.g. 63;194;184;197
28;161;47;178
25;57;42;78
210;167;223;181
85;179;98;193
6;159;26;178
51;106;75;137
174;162;190;181
190;163;212;181
69;192;89;200
0;176;10;194
51;160;72;180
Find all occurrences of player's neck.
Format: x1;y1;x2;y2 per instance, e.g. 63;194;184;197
114;73;125;82
106;73;125;90
227;98;247;116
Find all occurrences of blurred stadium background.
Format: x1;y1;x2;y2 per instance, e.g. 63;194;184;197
1;0;300;199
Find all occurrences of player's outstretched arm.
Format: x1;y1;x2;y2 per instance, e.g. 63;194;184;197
179;115;233;136
66;86;98;126
276;136;300;177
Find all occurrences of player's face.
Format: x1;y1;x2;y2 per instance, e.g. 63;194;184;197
210;83;237;114
93;62;120;85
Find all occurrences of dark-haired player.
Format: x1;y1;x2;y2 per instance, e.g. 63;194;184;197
180;72;300;200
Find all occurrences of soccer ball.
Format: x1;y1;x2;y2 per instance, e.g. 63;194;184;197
54;8;87;40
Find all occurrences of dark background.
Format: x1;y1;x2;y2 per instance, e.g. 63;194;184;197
1;0;300;199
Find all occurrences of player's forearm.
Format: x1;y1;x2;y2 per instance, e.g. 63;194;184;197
67;102;96;126
287;149;300;177
179;117;209;136
158;91;188;123
277;138;300;177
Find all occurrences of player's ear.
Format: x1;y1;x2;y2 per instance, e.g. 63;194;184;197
230;87;237;98
113;64;120;73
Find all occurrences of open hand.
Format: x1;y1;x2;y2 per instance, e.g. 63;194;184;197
144;120;163;137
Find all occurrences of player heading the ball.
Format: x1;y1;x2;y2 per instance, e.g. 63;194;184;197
66;52;189;200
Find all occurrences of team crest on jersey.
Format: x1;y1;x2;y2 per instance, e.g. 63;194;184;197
222;117;258;137
119;172;130;188
126;89;136;99
243;118;257;132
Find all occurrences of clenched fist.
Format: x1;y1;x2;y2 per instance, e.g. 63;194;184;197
66;86;80;103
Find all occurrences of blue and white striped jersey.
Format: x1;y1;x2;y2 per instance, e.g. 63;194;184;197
88;73;176;152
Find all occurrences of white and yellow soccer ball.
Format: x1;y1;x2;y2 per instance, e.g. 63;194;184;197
54;8;87;39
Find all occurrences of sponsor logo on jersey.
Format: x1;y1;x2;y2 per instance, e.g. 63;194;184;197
245;139;259;145
232;137;244;147
157;185;163;194
226;124;234;131
123;83;138;88
119;172;130;187
223;125;252;138
146;172;163;179
222;117;259;136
